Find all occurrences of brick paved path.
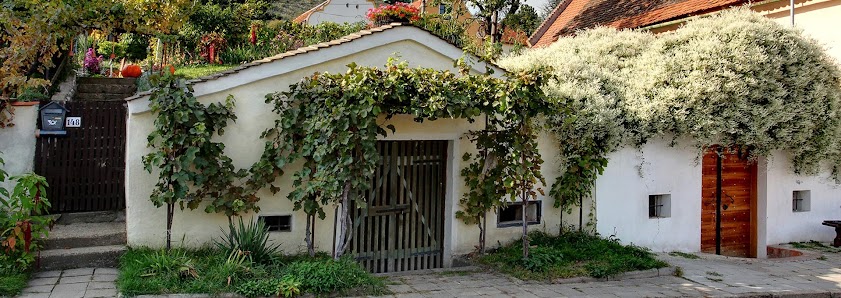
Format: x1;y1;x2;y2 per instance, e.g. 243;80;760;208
17;268;117;298
377;249;841;297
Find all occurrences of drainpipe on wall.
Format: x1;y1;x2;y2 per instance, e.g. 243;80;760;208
790;0;795;26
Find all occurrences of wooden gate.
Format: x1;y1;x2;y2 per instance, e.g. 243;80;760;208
35;101;127;213
349;140;447;273
701;147;756;257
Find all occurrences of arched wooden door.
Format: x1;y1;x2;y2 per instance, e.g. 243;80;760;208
701;147;757;257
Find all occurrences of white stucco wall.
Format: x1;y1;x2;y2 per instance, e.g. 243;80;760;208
762;151;841;245
306;0;374;25
595;138;702;252
762;0;841;63
125;27;561;262
0;104;38;191
594;138;841;257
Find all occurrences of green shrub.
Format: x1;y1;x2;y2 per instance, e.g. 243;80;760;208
136;249;197;279
236;278;279;298
235;274;300;298
479;231;667;280
97;41;128;58
216;217;281;265
0;256;28;296
119;33;149;61
281;257;382;294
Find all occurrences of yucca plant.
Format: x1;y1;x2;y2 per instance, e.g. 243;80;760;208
216;217;281;264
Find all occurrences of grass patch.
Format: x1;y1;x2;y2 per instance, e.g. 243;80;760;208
478;231;668;280
0;270;29;297
173;64;237;79
118;247;386;297
789;241;841;253
669;251;700;259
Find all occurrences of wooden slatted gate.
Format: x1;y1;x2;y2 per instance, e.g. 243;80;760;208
35;101;127;213
349;140;447;273
701;146;757;257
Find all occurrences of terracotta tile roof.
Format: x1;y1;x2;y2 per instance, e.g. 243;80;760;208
501;28;528;45
293;0;330;23
126;23;499;102
530;0;750;47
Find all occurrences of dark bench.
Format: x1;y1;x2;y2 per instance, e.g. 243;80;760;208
822;220;841;247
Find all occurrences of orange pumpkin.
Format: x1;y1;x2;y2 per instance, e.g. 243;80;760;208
121;64;142;78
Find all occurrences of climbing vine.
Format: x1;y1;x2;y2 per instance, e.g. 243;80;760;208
253;59;553;258
143;73;257;250
499;9;841;222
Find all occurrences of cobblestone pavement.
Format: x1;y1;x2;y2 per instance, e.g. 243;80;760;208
377;249;841;297
17;268;118;298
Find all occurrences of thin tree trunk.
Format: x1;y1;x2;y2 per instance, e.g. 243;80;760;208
579;195;583;232
521;187;529;259
478;212;486;254
490;11;499;43
334;182;352;260
166;202;173;251
305;213;315;257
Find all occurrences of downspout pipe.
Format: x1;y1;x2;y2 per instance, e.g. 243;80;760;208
790;0;795;26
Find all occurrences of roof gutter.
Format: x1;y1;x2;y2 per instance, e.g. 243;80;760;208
638;0;784;31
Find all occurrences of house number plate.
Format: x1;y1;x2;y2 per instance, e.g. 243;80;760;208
66;117;81;128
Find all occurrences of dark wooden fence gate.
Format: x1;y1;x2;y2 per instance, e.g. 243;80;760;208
349;140;447;273
35;101;127;213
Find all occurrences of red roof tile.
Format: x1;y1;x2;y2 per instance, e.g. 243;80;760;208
530;0;750;47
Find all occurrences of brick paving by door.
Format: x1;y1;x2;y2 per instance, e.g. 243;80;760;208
376;249;841;297
17;268;117;298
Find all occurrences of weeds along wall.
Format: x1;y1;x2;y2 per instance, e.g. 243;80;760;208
0;104;38;192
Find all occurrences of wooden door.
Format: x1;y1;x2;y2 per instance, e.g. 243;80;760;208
35;101;126;213
701;147;756;257
349;140;447;273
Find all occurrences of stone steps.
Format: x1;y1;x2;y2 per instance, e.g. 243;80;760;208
45;222;126;250
74;77;137;101
38;211;127;271
39;245;126;271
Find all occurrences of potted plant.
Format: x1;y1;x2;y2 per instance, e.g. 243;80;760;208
366;3;420;26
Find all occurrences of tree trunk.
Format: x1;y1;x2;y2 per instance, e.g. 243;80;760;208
333;182;352;260
521;188;529;259
490;10;500;43
478;212;486;254
166;202;174;251
305;213;315;257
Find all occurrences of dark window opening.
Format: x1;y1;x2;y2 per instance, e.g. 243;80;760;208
497;200;541;228
792;190;810;212
260;215;292;232
648;194;671;218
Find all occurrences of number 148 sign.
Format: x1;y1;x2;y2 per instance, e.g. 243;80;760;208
66;117;81;128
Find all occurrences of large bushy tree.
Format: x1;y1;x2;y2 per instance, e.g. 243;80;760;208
501;8;841;221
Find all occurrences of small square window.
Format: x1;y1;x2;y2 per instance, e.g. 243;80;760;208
259;215;292;232
497;200;541;228
438;4;452;14
648;194;671;218
793;190;811;212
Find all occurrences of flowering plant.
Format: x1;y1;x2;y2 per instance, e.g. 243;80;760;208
366;3;420;23
83;48;103;74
